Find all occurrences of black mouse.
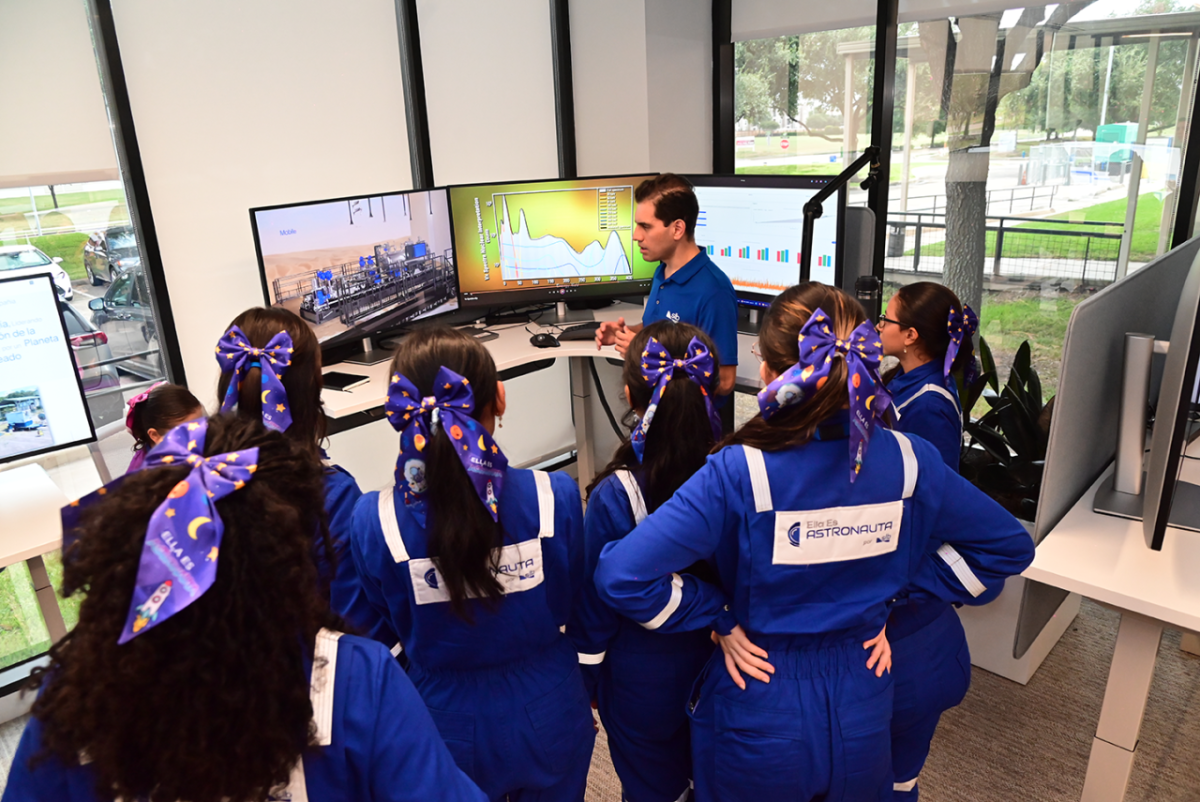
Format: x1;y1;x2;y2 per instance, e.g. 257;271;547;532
530;333;561;348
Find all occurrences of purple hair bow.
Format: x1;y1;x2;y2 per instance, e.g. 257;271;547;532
215;325;294;432
120;418;258;644
945;305;980;387
631;336;721;463
757;308;891;482
386;366;508;524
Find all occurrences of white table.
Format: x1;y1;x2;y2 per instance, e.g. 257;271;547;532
0;465;70;645
320;304;766;488
1024;455;1200;802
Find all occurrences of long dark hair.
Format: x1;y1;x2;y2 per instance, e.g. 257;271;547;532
588;321;719;512
890;281;975;373
128;383;203;453
29;415;340;802
215;307;325;461
721;282;878;453
390;326;504;621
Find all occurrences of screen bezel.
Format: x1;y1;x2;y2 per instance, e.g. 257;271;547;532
248;188;462;345
0;272;97;466
1143;249;1200;549
686;173;847;307
447;173;659;309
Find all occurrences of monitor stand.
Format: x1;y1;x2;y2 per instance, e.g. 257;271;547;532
1093;474;1200;532
342;336;393;366
552;301;596;325
1093;330;1200;531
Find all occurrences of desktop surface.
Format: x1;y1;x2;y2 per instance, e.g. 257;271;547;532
1026;451;1200;633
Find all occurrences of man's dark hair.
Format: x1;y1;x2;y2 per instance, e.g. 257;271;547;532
635;173;699;240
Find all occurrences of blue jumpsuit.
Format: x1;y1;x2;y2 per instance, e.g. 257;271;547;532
323;466;400;648
3;631;486;801
568;469;714;802
887;361;975;801
350;468;595;802
595;418;1034;802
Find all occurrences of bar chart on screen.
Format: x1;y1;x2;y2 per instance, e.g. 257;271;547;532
694;185;839;293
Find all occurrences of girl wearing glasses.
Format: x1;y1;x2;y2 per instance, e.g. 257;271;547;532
595;282;1032;802
875;281;984;801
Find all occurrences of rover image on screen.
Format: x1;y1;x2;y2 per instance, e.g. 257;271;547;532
253;189;457;343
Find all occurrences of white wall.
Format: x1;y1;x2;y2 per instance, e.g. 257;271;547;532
111;0;413;398
571;0;711;176
0;0;118;188
418;0;559;185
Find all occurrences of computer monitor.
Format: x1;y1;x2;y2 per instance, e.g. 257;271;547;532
1143;247;1200;549
449;174;659;308
251;189;458;347
0;273;96;464
687;174;845;308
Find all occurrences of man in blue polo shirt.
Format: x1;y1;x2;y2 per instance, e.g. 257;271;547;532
595;173;738;399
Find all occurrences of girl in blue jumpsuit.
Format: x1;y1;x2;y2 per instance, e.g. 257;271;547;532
878;282;982;800
568;320;723;802
215;307;399;648
349;326;594;802
4;414;483;802
595;282;1034;802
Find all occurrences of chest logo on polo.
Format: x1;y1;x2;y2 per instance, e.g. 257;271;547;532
773;500;903;565
408;540;545;605
666;311;681;323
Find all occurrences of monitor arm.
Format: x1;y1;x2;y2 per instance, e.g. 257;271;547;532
800;145;881;281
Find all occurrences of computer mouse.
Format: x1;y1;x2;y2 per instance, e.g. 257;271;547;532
530;333;561;348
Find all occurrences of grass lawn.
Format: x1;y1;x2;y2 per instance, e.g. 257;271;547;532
907;193;1165;264
0;188;126;217
738;162;906;183
9;233;91;282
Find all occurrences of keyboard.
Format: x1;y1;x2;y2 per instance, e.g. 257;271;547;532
556;321;602;341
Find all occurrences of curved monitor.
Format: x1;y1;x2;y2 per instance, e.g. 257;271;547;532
688;174;845;308
251;189;459;347
0;273;96;464
450;175;658;308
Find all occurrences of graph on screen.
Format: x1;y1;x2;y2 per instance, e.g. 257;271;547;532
693;185;838;295
495;189;633;281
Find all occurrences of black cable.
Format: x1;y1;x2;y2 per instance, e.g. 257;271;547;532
588;358;624;438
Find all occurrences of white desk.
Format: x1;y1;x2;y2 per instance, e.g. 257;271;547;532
0;465;70;645
1024;456;1200;802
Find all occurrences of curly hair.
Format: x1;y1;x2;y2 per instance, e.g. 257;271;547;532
29;415;342;802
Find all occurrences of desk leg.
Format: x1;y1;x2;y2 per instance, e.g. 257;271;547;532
1080;611;1163;802
569;357;596;491
1180;632;1200;656
25;556;67;645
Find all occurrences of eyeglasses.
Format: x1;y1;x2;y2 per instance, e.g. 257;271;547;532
877;314;904;328
751;341;763;363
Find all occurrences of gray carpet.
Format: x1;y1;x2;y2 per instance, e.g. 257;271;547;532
0;600;1196;800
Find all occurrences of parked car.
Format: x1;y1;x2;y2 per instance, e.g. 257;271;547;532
60;300;125;429
0;244;73;300
83;225;141;286
88;265;165;382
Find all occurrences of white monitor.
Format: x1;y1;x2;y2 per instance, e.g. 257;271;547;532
0;273;96;464
689;174;845;308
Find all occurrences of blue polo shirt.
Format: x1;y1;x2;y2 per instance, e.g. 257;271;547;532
643;250;738;367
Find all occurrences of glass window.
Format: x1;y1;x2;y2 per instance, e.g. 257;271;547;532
733;3;1200;405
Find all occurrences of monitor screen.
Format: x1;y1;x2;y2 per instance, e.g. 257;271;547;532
251;189;458;345
688;174;845;306
0;273;96;464
449;175;659;308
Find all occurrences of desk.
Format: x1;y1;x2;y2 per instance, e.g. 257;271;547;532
0;465;70;645
321;303;766;488
1024;458;1200;802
